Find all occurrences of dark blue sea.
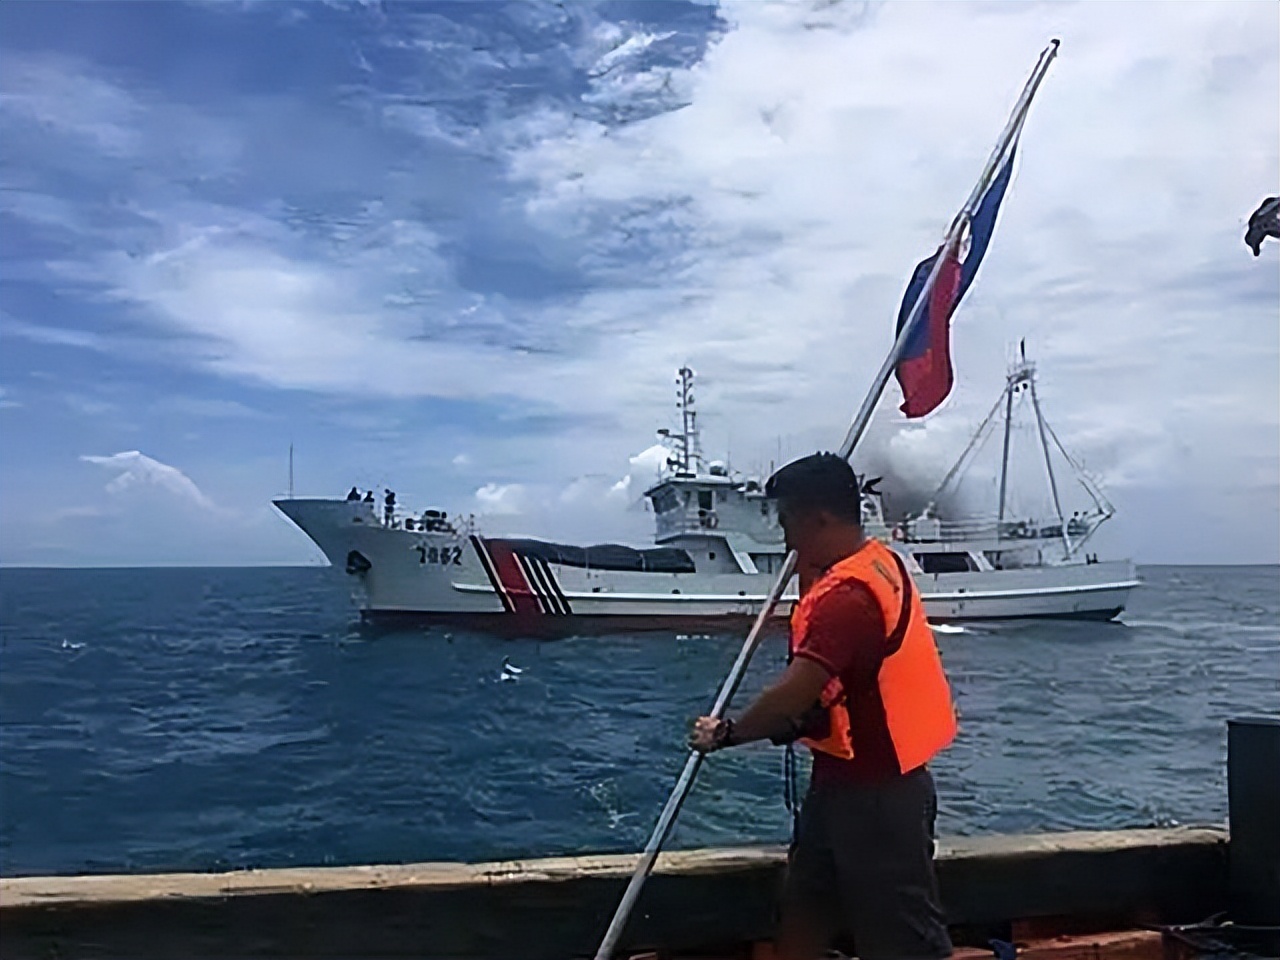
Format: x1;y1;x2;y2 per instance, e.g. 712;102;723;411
1;565;1276;878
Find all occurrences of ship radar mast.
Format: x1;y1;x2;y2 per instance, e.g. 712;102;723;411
656;366;704;478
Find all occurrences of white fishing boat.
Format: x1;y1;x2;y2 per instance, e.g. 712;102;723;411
885;343;1139;620
275;362;1138;630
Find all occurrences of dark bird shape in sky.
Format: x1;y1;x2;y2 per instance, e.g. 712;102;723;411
1244;196;1280;257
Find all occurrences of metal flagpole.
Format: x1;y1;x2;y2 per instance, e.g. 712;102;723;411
592;39;1061;960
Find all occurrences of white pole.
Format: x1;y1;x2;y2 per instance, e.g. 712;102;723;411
593;40;1061;960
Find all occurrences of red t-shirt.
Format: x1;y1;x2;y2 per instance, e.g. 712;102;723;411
791;579;905;784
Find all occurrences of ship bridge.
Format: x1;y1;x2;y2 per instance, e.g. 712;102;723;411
641;368;888;577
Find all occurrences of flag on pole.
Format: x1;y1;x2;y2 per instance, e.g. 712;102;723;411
894;147;1017;418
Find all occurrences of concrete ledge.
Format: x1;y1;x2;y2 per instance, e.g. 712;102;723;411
1;845;788;907
0;828;1228;959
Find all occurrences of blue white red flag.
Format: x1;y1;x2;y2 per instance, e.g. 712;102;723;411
894;148;1017;418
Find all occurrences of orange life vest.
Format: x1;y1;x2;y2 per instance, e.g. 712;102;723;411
789;539;957;773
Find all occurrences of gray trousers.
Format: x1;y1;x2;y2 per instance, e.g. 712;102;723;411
781;767;952;960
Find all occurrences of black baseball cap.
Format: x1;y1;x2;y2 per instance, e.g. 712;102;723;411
764;452;861;520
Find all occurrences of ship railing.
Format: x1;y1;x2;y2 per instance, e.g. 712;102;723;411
903;516;1095;542
903;517;1001;541
654;511;722;537
381;510;476;536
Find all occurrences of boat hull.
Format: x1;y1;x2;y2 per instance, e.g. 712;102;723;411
275;499;1139;630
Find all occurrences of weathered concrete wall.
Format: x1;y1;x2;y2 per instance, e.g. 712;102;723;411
0;828;1227;960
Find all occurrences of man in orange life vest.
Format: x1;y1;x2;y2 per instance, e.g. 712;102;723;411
690;452;957;960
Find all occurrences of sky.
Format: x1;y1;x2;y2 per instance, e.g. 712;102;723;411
0;0;1276;567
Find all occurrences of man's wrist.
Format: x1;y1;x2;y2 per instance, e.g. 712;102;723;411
714;718;737;750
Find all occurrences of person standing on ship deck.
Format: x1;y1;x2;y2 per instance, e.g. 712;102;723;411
690;452;957;960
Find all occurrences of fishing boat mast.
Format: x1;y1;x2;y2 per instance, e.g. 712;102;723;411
920;340;1114;559
1023;347;1071;554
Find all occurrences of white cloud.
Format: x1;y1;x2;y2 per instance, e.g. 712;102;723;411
2;317;108;352
80;450;219;512
0;55;142;156
0;52;241;175
473;482;529;516
596;30;676;72
57;211;593;406
609;442;675;498
460;442;678;543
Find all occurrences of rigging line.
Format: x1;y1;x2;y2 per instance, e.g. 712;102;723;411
938;408;1007;525
924;389;1008;512
1028;377;1072;555
967;414;1004;487
1042;417;1115;518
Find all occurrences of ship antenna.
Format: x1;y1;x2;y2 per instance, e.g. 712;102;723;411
675;366;702;476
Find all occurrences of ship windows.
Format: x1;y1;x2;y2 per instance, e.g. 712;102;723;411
913;552;978;574
750;553;785;574
709;552;717;561
651;488;679;514
698;490;714;511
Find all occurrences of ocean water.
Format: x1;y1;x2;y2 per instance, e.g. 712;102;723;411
0;564;1276;878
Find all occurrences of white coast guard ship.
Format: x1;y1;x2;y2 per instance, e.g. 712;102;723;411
275;364;1138;629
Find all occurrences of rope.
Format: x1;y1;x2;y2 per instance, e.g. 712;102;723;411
783;742;801;846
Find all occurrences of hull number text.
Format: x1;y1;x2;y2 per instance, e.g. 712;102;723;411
417;545;463;566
